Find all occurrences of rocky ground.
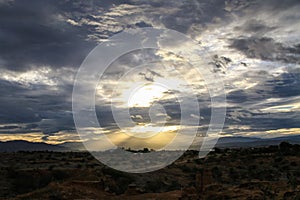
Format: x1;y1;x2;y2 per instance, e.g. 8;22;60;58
0;142;299;199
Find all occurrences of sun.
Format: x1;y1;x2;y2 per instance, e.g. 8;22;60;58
125;83;168;108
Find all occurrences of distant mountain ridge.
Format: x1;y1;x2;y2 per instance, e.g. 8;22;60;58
0;140;67;152
215;135;300;148
0;135;299;152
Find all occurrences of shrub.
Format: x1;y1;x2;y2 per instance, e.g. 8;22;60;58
212;166;222;183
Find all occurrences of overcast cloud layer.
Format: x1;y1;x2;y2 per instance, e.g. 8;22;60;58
0;0;299;146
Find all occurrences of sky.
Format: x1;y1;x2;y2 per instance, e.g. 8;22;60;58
0;0;299;149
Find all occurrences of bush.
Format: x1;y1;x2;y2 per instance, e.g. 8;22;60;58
212;166;222;183
11;170;52;194
279;142;292;155
52;170;69;181
145;178;166;193
102;167;134;194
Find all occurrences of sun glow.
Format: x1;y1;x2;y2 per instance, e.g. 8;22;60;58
124;125;179;138
125;83;168;108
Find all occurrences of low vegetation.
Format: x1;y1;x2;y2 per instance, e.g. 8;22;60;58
0;142;299;199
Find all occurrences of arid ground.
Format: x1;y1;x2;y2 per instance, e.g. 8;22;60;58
0;142;299;200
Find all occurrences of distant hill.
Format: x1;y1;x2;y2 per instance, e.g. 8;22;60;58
0;140;67;152
0;140;88;152
215;135;300;148
59;142;86;151
0;135;300;151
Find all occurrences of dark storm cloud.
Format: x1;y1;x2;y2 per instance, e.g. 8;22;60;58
259;0;300;11
227;90;249;104
0;78;75;135
0;0;89;138
96;106;118;130
0;99;41;123
0;0;229;138
0;0;299;141
210;55;232;74
134;21;152;28
230;69;300;101
39;114;74;135
226;70;273;104
227;85;272;105
226;109;300;131
161;0;227;33
226;69;300;133
0;0;95;71
227;0;300;64
0;80;41;123
267;71;300;98
236;20;276;34
0;125;19;130
0;127;40;134
230;37;300;64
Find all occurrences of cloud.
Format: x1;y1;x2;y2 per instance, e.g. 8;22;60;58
230;37;300;64
0;0;299;146
0;0;95;71
0;0;13;5
0;66;76;136
237;20;276;34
